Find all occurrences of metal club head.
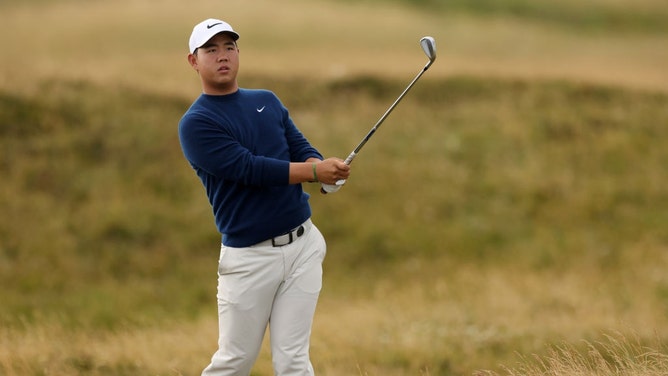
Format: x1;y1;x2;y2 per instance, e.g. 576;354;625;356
420;36;437;62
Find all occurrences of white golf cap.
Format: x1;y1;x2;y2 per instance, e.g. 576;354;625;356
188;18;240;53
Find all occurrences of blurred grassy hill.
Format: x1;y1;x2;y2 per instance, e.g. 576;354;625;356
2;75;668;374
1;0;668;375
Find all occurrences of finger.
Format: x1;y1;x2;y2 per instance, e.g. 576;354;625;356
337;162;350;171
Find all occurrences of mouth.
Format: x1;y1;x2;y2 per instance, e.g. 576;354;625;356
218;66;230;73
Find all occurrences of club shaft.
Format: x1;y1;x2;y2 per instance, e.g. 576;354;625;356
343;59;434;165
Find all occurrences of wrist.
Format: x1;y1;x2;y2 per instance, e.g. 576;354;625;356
312;163;318;182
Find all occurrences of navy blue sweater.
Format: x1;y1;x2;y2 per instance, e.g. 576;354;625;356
178;88;323;247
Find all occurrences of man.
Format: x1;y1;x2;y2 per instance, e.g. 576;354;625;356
178;18;351;376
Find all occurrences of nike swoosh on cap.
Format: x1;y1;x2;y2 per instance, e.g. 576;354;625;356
207;22;222;29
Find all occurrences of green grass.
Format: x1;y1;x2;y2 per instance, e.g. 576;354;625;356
0;80;210;327
2;73;667;332
310;76;668;268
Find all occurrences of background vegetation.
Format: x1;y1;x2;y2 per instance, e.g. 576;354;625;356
1;0;667;375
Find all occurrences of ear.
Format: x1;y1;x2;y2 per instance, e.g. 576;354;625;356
187;53;198;71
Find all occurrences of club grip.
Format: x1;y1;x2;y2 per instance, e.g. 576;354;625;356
343;152;356;165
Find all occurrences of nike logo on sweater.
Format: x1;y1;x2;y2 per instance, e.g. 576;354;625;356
256;106;265;112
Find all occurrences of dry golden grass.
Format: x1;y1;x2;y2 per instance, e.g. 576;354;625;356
0;318;213;376
478;332;668;376
2;248;666;375
1;0;667;96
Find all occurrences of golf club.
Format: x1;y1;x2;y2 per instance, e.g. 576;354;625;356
321;36;437;194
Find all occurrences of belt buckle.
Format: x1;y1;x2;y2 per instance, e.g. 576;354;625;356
271;225;304;247
271;234;289;247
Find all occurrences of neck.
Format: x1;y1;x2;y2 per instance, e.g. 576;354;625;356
203;81;239;96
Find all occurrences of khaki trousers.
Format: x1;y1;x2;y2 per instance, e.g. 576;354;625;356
202;219;325;376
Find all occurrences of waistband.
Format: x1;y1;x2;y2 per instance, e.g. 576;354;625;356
253;219;312;247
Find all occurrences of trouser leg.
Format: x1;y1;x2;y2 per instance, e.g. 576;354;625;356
202;244;283;376
270;224;326;376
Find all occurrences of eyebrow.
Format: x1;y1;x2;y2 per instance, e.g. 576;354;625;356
201;40;236;50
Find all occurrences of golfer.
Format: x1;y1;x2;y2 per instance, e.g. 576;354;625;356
178;18;350;376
